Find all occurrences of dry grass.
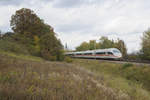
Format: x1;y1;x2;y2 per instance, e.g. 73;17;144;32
0;54;132;100
72;59;150;100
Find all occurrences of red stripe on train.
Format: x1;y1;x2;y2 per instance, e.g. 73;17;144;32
74;54;119;57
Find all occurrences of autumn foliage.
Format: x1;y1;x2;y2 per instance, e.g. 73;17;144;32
9;8;64;61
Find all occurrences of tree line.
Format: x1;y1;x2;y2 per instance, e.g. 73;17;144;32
76;37;127;58
76;28;150;60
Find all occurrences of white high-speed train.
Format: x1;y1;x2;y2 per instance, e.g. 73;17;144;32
65;48;122;60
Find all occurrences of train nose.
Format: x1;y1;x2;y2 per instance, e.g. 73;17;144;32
115;53;122;58
118;53;122;58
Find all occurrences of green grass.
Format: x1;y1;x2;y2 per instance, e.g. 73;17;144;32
0;38;29;55
0;50;43;62
122;63;133;69
72;59;150;100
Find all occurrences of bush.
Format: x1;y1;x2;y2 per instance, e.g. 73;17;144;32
122;63;133;69
0;38;29;55
40;33;64;61
64;57;73;63
40;49;56;61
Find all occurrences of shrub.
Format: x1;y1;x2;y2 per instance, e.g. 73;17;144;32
0;38;29;55
40;33;64;61
122;63;133;69
64;57;73;63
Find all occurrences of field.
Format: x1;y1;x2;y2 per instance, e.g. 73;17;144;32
0;52;150;100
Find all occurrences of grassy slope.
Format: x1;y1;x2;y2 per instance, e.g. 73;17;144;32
0;52;130;100
0;51;150;100
72;59;150;100
0;50;43;62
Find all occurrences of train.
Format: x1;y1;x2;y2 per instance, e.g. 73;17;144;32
65;48;122;60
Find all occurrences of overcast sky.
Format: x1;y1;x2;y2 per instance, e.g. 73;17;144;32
0;0;150;53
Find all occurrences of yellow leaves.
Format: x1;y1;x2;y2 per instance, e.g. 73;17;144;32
34;35;40;43
33;35;40;51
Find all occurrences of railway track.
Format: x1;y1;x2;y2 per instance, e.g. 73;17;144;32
75;58;150;65
99;59;150;66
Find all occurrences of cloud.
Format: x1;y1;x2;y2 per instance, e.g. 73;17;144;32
0;0;53;6
52;0;105;8
0;5;19;32
0;0;23;5
0;0;150;53
52;0;83;8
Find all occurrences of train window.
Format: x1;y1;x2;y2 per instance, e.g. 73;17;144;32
84;53;92;55
76;53;82;55
113;50;120;53
107;52;113;55
96;52;105;54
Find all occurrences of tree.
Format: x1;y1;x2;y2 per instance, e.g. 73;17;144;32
115;39;127;58
10;8;44;38
89;40;97;50
99;36;115;49
10;8;64;61
76;42;89;51
38;24;64;61
141;28;150;60
40;33;63;61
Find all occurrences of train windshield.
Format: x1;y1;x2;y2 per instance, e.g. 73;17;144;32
113;50;120;53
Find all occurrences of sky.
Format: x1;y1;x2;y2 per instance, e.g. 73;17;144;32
0;0;150;53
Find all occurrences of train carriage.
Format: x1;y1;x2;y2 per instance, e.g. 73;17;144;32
65;48;122;60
